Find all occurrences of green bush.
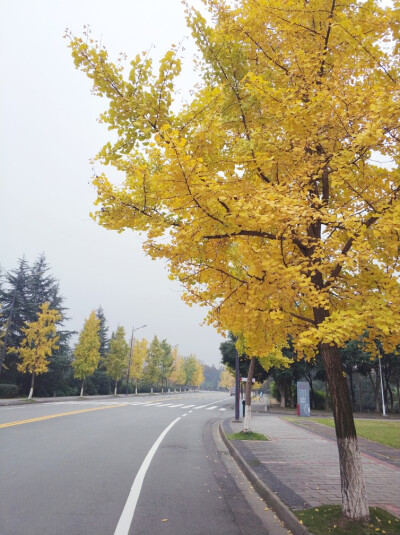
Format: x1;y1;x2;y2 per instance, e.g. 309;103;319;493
0;384;19;398
312;389;326;410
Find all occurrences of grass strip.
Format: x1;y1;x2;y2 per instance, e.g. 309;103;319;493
312;418;399;449
295;505;400;535
227;431;268;441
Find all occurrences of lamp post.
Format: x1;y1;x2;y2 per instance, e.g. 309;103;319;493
125;324;147;396
235;347;240;421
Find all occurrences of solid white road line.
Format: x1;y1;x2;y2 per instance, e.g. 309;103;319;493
114;416;181;535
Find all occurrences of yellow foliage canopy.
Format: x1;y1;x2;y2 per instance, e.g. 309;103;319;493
68;0;400;366
17;302;61;376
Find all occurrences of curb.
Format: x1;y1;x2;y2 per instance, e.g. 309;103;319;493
219;422;311;535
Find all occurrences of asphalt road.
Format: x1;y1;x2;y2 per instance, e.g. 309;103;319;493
0;392;289;535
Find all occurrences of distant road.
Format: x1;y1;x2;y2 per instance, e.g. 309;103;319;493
0;392;282;535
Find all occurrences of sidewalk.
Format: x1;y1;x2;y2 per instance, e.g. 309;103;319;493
221;413;400;531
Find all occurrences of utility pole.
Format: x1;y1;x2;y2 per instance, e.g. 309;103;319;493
235;347;240;421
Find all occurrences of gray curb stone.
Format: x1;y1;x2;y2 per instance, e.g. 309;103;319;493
219;421;311;535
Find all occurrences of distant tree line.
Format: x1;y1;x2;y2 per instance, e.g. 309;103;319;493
220;333;400;413
0;256;216;398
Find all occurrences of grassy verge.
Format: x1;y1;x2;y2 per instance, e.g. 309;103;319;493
227;431;268;441
295;506;400;535
314;418;399;449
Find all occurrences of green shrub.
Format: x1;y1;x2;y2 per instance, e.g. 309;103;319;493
0;384;19;398
312;389;326;410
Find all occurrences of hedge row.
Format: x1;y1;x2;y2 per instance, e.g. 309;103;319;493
0;384;19;398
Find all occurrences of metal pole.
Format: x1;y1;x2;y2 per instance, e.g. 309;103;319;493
125;324;147;396
125;327;134;396
235;347;240;421
379;356;386;417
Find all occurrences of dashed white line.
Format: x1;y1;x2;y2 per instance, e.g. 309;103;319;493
205;406;218;410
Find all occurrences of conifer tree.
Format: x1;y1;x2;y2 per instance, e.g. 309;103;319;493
143;336;163;387
96;306;109;359
0;255;71;384
159;339;173;390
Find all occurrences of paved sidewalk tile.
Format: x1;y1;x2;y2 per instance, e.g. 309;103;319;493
226;415;400;519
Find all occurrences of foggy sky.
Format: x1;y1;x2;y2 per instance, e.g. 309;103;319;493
0;0;226;366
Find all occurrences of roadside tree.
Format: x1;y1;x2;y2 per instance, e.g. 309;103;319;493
104;326;130;395
143;336;163;388
68;0;399;521
17;302;61;399
72;311;100;396
219;367;234;390
159;339;174;390
130;337;148;393
168;346;186;388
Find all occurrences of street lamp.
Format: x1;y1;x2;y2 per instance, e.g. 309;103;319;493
125;324;147;396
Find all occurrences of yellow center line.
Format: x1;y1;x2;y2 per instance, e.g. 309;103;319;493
0;404;128;429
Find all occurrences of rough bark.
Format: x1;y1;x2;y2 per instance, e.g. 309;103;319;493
243;356;256;432
319;342;369;521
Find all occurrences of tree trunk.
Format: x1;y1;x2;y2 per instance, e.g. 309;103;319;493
28;372;35;400
357;372;362;413
243;356;256;432
325;380;330;410
278;382;286;408
320;343;369;521
114;380;118;396
80;379;85;398
348;371;355;410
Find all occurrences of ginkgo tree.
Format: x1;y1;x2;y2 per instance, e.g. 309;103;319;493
17;302;61;399
129;337;148;393
68;0;399;521
72;311;101;397
104;326;130;395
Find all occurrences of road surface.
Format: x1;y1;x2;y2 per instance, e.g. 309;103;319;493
0;392;289;534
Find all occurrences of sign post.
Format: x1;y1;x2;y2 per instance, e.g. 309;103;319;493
297;382;310;417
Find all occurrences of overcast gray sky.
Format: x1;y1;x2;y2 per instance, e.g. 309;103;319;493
0;0;226;366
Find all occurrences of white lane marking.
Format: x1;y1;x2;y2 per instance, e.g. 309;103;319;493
193;405;207;410
168;403;185;407
219;408;227;411
181;404;195;408
114;416;181;535
157;403;175;407
206;406;218;410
